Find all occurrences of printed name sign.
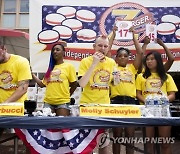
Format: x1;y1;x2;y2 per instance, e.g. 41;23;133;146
80;105;141;117
115;20;133;40
0;103;24;116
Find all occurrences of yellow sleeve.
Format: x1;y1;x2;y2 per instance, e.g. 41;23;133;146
166;74;178;92
68;64;77;82
78;58;86;77
42;79;46;85
136;74;142;91
17;58;32;81
129;64;138;74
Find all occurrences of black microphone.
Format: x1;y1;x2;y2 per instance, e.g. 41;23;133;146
24;100;37;115
70;98;75;105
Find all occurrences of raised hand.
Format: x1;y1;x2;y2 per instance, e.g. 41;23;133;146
112;25;118;33
129;26;135;34
93;52;105;64
144;36;150;45
156;38;164;46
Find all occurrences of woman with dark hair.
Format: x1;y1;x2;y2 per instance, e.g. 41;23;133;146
110;27;143;154
138;37;174;73
136;51;178;154
32;43;78;116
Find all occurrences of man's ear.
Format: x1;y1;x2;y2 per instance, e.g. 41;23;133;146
93;44;95;49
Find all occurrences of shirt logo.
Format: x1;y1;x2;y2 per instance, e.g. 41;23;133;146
0;71;17;89
144;77;163;95
48;68;63;83
91;69;110;90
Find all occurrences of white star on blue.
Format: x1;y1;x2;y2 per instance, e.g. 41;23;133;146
41;5;180;43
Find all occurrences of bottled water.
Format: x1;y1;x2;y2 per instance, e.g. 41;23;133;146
145;94;170;117
113;67;120;85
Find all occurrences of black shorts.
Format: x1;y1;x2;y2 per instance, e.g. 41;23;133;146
111;96;136;105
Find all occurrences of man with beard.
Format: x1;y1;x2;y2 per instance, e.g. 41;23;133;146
0;44;32;135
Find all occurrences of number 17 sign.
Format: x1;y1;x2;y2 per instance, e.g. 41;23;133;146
115;20;133;40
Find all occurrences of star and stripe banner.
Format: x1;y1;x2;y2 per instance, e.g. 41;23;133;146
15;128;104;154
30;0;180;73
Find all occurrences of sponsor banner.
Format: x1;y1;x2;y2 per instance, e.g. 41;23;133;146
0;104;24;116
30;0;180;72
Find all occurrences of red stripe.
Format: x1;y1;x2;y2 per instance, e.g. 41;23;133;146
0;29;29;39
61;34;72;37
77;15;95;22
71;26;82;31
47;129;61;132
65;13;75;17
15;128;104;154
176;35;180;39
39;36;59;42
61;128;71;133
81;129;104;154
46;19;62;25
77;35;96;41
15;129;39;154
158;29;175;34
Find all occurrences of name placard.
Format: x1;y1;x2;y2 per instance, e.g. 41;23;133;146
0;103;24;116
80;105;141;118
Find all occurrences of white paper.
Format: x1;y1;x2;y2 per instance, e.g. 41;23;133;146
146;24;157;43
115;20;133;40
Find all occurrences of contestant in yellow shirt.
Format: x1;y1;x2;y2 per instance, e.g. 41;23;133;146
138;36;174;74
78;35;116;105
78;35;116;154
136;51;178;154
32;44;77;116
0;54;32;103
0;44;32;136
110;27;143;154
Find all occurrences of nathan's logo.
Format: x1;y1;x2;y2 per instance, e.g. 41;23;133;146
90;69;110;90
99;2;154;46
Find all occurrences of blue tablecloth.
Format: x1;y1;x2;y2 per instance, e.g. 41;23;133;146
0;116;180;129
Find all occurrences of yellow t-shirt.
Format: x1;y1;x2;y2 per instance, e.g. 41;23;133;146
43;62;76;105
0;54;32;103
110;64;137;98
136;73;178;100
78;56;116;104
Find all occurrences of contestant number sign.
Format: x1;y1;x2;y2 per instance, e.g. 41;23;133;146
115;21;133;40
146;24;157;42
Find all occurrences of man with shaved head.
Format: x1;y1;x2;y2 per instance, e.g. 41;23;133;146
78;35;117;154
